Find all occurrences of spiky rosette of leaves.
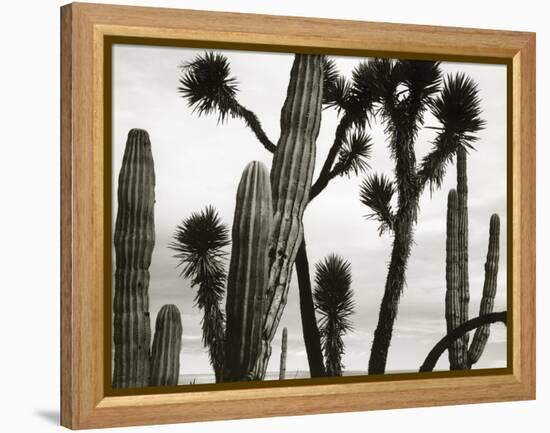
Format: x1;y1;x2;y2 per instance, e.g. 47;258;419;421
178;52;239;122
418;73;486;191
314;254;355;376
322;56;340;106
335;130;373;177
359;173;396;235
169;205;230;381
399;60;442;124
178;52;276;153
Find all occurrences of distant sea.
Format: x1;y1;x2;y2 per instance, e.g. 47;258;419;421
179;369;414;385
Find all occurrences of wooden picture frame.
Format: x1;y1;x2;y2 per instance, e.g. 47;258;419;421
60;2;536;429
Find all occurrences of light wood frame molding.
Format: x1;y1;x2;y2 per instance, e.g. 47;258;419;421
60;2;536;429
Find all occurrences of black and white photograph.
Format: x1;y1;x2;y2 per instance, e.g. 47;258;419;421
110;45;507;388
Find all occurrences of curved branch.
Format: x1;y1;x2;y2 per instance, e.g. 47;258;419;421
419;311;507;372
235;104;276;153
310;113;351;200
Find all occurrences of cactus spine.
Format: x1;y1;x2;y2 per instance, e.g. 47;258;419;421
279;328;288;380
224;161;273;381
256;54;323;377
445;189;465;370
113;128;155;388
150;304;183;386
468;214;500;365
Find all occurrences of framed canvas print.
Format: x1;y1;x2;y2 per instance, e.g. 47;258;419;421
60;2;536;429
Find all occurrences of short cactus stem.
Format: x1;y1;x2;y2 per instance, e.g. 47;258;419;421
150;304;183;387
224;161;273;381
112;128;155;388
279;328;288;380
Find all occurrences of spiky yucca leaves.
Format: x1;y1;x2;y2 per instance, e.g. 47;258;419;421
314;254;355;377
361;59;443;375
178;52;276;152
418;74;486;191
177;52;375;378
170;206;230;382
334;130;373;177
178;52;238;121
360;173;396;235
296;57;375;378
361;59;487;374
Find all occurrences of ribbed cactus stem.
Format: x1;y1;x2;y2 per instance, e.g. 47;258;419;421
468;214;500;365
445;189;467;370
456;147;470;368
112;128;155;388
279;328;288;380
150;304;182;386
257;54;323;377
224;161;273;381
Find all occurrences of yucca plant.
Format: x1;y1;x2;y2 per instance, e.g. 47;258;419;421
169;205;230;382
178;52;374;378
359;62;485;374
314;254;355;377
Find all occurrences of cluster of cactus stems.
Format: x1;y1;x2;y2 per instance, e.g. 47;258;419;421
445;148;500;369
113;129;183;388
255;54;323;378
279;328;288;380
224;161;273;381
150;304;183;386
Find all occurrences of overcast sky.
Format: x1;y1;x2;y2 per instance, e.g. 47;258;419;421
112;44;507;379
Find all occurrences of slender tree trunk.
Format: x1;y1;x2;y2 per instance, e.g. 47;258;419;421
295;240;326;377
367;208;415;374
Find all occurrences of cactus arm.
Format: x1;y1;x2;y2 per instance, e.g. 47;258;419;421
456;147;470;367
279;328;288;380
150;304;183;386
224;161;273;381
445;189;468;370
112;129;155;388
420;311;507;372
468;214;500;365
256;54;323;378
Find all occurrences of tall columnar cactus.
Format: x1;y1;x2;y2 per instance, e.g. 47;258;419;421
113;128;155;388
224;161;273;381
468;214;500;365
279;328;288;380
444;147;501;369
455;147;470;368
445;189;467;369
256;54;323;377
150;304;183;386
